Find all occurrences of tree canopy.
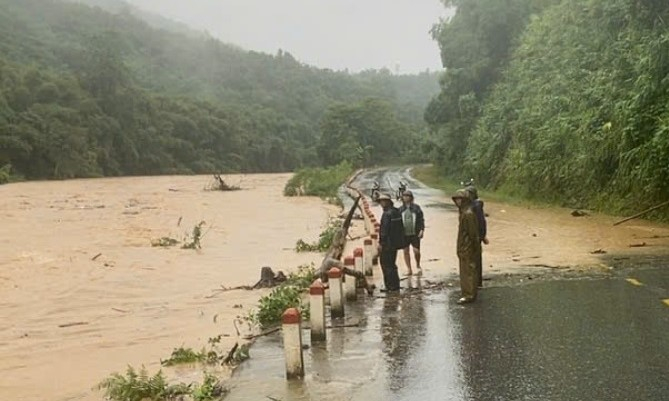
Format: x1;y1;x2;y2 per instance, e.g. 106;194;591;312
428;0;669;218
0;0;439;180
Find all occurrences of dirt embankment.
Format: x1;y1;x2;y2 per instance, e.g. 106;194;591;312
0;174;334;401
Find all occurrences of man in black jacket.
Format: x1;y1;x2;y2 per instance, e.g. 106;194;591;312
399;190;425;276
378;193;404;292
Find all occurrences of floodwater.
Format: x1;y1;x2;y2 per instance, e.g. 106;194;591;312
0;174;333;401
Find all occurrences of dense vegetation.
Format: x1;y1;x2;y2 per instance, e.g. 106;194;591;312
0;0;438;181
428;0;669;217
284;161;353;199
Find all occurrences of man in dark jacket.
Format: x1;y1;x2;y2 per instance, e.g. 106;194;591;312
378;193;404;292
399;190;425;276
453;189;481;304
465;184;488;287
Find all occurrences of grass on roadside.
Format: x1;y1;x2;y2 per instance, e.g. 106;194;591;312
412;165;551;209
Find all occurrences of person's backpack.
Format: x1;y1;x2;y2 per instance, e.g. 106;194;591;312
389;207;407;250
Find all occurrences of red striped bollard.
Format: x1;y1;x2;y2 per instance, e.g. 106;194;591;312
310;280;326;341
328;267;344;318
282;308;304;380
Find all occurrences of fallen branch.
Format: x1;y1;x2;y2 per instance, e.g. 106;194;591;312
242;327;281;340
614;200;669;226
91;253;102;261
217;285;255;292
222;342;239;365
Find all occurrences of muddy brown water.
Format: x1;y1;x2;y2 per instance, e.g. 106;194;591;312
0;174;333;401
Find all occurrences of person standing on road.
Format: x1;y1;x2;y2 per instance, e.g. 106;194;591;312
465;184;488;287
452;189;481;304
378;193;405;292
399;190;425;276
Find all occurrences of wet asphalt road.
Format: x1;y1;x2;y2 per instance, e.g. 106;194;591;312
224;167;669;401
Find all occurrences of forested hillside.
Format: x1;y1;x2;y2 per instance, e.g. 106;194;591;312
428;0;669;218
0;0;438;181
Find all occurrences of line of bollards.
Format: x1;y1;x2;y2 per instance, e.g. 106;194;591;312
281;193;380;380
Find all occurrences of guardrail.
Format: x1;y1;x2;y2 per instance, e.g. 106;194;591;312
281;172;381;380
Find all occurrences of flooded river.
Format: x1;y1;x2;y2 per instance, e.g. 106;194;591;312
0;174;332;401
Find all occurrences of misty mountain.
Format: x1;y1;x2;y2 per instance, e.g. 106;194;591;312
0;0;438;180
61;0;203;38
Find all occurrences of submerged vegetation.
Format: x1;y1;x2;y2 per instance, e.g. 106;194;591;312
97;367;192;401
150;222;207;250
428;0;669;220
247;264;317;329
98;367;228;401
100;335;242;401
161;336;249;368
295;219;342;253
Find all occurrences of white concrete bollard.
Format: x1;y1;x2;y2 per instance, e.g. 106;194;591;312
363;239;374;276
309;279;326;342
328;267;345;318
343;256;357;301
282;308;304;380
354;247;364;276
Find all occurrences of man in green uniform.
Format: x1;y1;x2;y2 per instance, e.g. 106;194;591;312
452;189;481;304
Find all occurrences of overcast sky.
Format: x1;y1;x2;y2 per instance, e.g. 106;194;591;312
126;0;451;73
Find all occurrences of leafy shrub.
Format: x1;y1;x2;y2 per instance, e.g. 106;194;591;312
0;164;11;184
246;264;316;328
295;219;342;252
248;286;305;329
160;347;206;367
191;373;228;401
283;264;318;289
97;366;190;401
284;161;353;199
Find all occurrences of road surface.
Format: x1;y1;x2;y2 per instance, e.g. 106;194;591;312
224;167;669;401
